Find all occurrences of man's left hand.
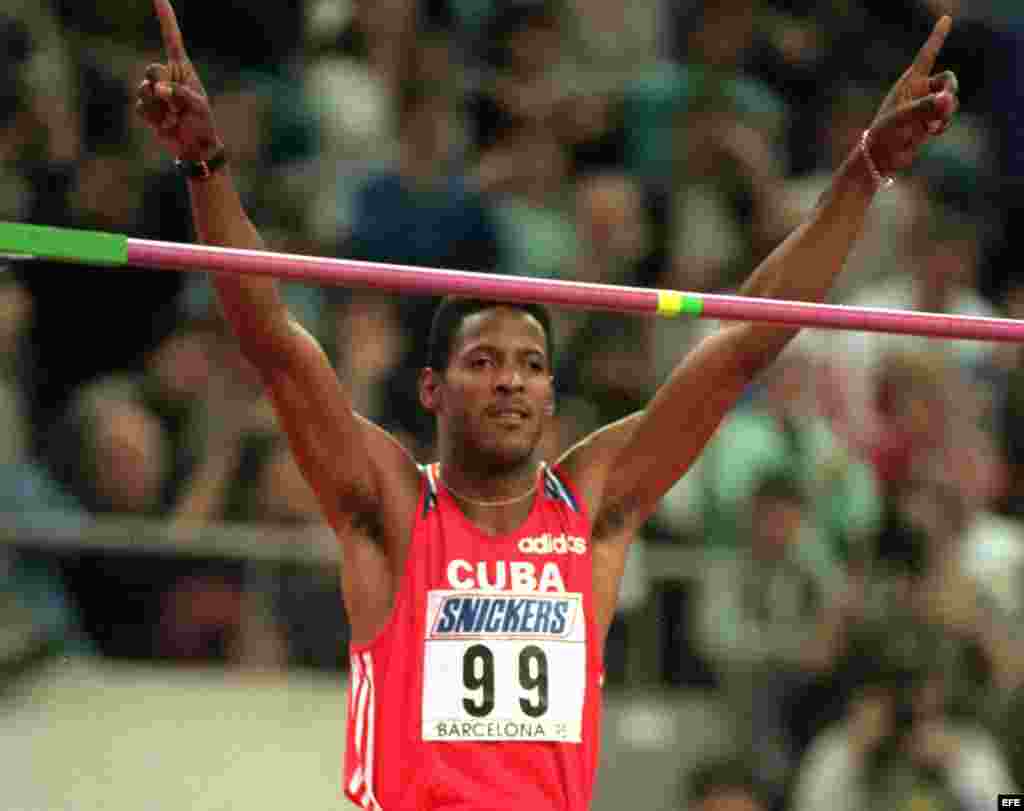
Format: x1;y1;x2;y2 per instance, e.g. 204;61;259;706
865;16;959;176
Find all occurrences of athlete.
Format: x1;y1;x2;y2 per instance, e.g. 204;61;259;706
134;2;959;808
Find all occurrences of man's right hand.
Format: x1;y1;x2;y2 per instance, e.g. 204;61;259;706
135;0;222;161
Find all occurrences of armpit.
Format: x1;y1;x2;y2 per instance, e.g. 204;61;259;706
592;500;629;542
346;504;384;545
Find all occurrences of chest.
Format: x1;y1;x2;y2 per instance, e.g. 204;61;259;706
413;508;596;744
418;503;593;596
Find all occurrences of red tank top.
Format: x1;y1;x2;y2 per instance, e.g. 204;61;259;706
344;462;603;811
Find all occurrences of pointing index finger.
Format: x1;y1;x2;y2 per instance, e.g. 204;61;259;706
154;0;188;62
911;15;952;77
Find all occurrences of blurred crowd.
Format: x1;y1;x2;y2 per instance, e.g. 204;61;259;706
4;0;1024;808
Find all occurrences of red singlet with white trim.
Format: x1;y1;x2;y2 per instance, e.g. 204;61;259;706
344;462;603;811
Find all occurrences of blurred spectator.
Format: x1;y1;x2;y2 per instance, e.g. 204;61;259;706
139;320;219;500
0;274;34;465
303;0;412;244
627;0;787;184
466;0;624;178
52;375;169;517
795;460;1024;758
0;426;90;661
572;172;652;286
694;471;844;802
558;314;653;430
665;0;759;73
568;0;660;79
0;267;88;657
469;0;565;128
863;348;1004;513
251;436;349;671
680;755;771;811
791;619;1017;811
306;0;415;113
867;349;961;494
663;349;881;567
330;291;406;431
162;429;345;670
663;86;795;295
553;172;659;408
991;281;1024;526
478;112;575;282
48;371;274;663
885;471;1024;702
349;73;502;445
823;206;998;449
346;76;498;277
22;147;184;441
157;432;287;667
1000;680;1024;795
44;375;174;658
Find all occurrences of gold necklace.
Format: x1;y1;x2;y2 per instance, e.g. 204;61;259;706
439;465;540;508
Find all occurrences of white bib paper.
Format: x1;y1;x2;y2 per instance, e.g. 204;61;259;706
421;590;587;742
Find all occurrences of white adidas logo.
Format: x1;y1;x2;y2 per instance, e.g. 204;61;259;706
516;532;587;556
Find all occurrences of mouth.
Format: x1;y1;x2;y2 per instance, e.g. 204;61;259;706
488;405;531;422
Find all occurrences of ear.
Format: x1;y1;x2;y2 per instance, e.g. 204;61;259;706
544;379;556;417
420;367;442;412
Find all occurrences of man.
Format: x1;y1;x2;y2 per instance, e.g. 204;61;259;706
791;623;1017;811
695;472;837;802
134;2;958;808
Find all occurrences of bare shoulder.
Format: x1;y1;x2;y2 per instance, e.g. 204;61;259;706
357;415;424;516
256;319;423;557
342;413;424;552
326;415;424;645
556;411;644;538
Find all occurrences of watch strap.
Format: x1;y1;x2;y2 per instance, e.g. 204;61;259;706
174;146;228;180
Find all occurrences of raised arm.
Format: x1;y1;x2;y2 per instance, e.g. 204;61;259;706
134;0;420;638
563;16;959;538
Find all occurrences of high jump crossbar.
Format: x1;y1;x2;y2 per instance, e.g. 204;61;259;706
2;220;1022;343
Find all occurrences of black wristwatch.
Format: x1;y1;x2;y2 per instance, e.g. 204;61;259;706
174;146;228;180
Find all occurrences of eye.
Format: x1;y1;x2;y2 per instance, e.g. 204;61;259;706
470;356;491;369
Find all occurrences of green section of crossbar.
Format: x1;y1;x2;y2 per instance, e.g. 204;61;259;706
0;222;128;266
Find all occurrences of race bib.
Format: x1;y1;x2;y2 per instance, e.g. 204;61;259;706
422;590;587;743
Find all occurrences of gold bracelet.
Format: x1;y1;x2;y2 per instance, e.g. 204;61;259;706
859;130;894;191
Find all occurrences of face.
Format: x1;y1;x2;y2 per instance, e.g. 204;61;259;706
423;307;554;469
575;174;647;270
148;328;213;403
695;789;767;811
505;18;561;76
750;497;804;560
404;96;454;167
688;2;756;68
93;401;167;514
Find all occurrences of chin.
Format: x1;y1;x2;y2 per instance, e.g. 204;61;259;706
480;432;543;471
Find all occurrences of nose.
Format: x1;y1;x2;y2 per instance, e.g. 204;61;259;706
496;367;525;392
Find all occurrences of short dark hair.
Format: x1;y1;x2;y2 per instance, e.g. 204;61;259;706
751;469;806;508
426;297;554;372
396;76;449;132
684;756;767;808
481;0;561;69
